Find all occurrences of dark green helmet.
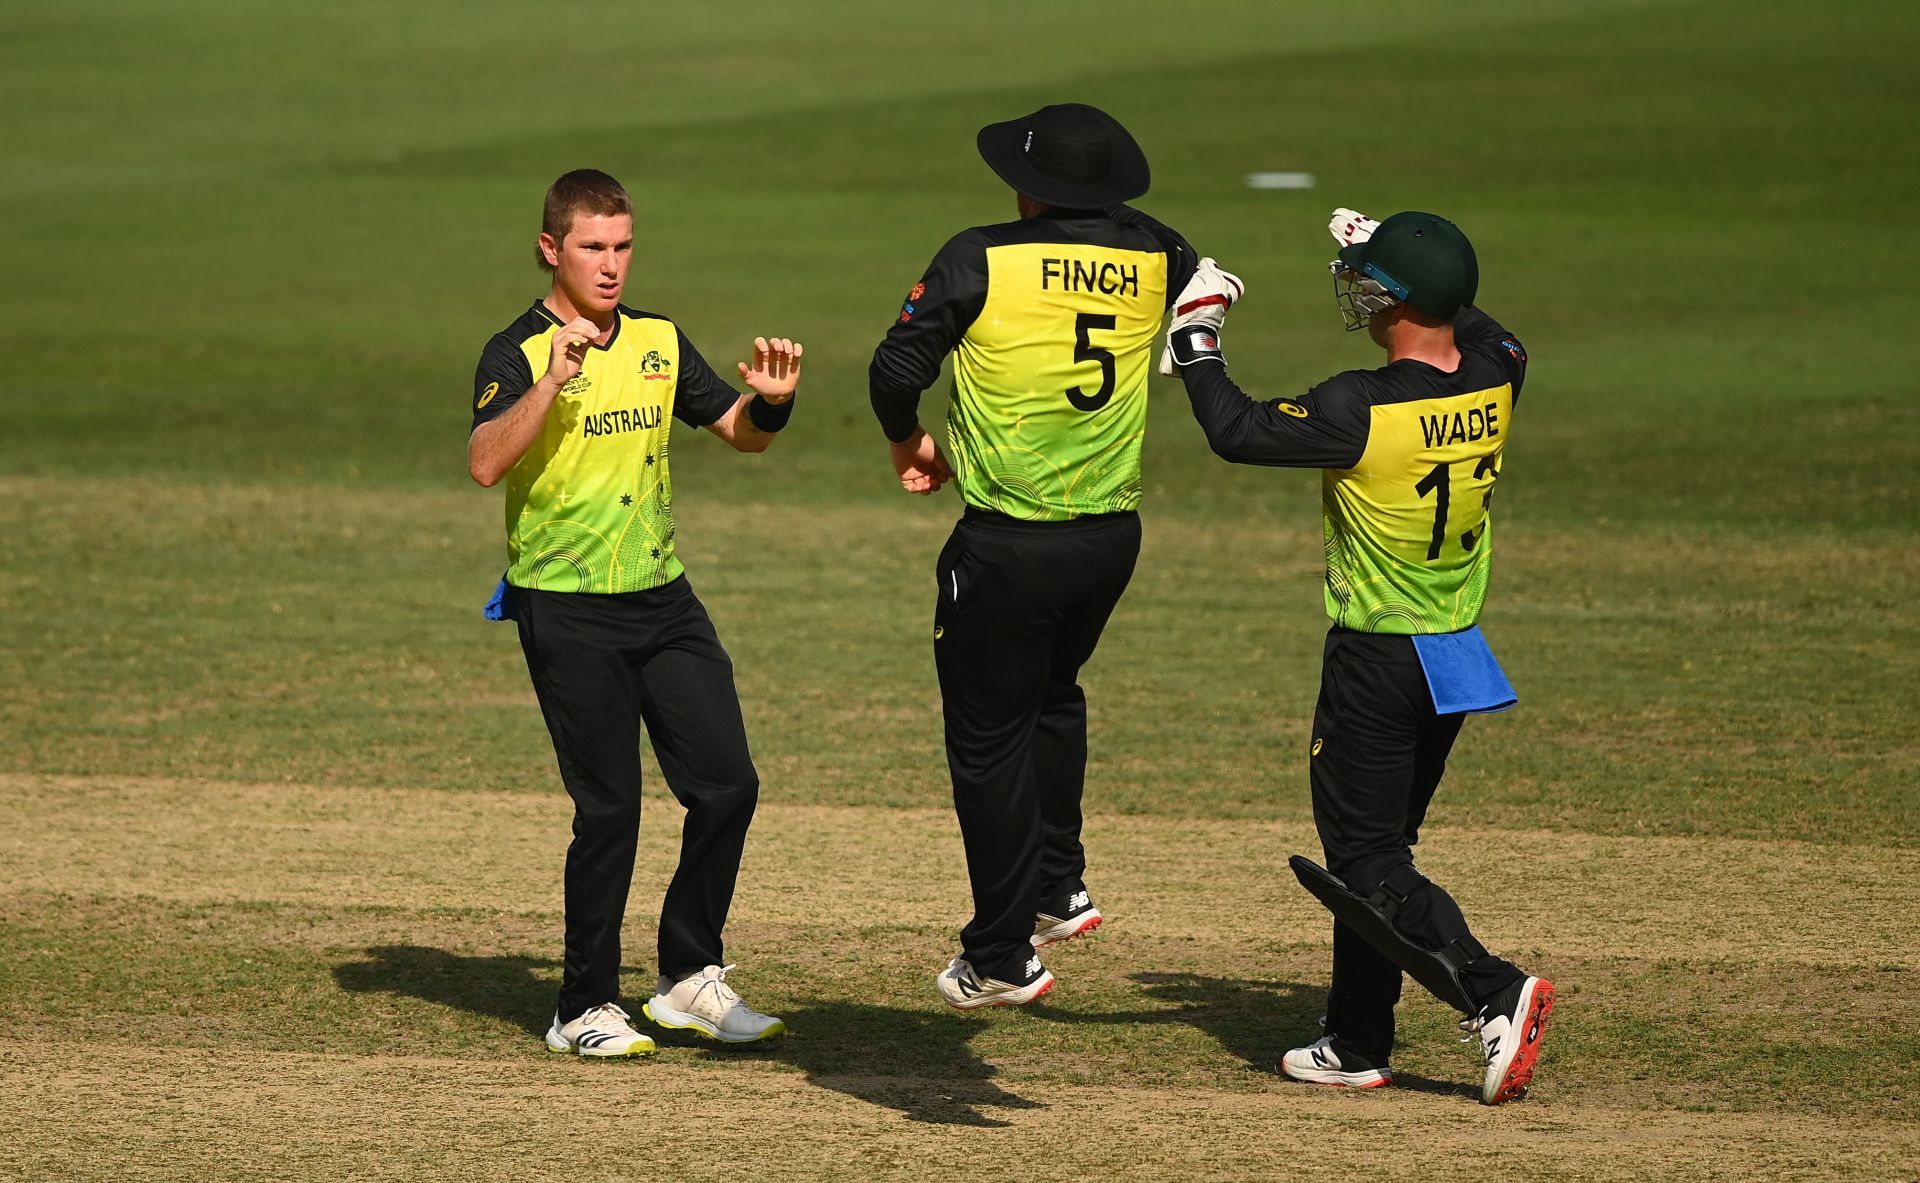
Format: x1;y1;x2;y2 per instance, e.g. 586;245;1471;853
1336;211;1478;321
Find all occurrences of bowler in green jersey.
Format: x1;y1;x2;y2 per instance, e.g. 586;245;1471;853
469;169;801;1056
1165;209;1555;1106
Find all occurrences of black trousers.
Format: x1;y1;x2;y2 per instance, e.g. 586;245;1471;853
1309;627;1524;1063
511;579;759;1024
934;508;1141;980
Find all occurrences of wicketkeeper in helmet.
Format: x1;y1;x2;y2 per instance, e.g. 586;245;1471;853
1162;210;1553;1105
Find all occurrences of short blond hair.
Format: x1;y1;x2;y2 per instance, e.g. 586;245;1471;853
537;169;632;272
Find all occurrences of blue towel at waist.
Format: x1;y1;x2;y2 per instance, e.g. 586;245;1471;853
1410;625;1516;715
483;575;510;622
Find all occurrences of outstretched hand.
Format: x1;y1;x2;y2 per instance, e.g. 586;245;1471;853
738;337;803;402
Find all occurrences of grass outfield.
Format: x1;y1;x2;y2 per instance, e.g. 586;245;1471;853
3;0;1918;1179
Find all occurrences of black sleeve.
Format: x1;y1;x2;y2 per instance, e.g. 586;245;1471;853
868;230;989;443
1454;305;1528;398
1105;203;1198;306
1181;363;1372;469
672;327;741;428
471;334;536;431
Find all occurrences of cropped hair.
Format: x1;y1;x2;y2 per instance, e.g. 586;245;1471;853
537;169;632;271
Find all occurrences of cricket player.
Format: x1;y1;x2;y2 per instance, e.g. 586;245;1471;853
468;169;799;1056
1161;210;1553;1104
868;103;1196;1008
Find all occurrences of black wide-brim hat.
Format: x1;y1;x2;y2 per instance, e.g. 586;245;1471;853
977;103;1150;209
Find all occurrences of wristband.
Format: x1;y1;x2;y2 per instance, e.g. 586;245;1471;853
1169;324;1226;369
746;394;794;432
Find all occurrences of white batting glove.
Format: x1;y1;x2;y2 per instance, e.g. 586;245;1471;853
1160;258;1245;375
1329;208;1379;248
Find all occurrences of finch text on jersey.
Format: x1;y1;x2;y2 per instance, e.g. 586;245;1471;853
1420;403;1501;449
1041;258;1139;297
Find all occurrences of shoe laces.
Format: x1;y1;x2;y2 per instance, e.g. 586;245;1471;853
579;1002;634;1031
688;964;768;1019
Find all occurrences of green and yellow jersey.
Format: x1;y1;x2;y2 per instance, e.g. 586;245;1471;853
1180;307;1528;634
869;206;1195;521
471;303;737;593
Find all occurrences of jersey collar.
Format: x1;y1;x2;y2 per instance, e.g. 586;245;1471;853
533;300;622;351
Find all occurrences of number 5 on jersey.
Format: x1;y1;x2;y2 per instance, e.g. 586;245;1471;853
1067;313;1116;412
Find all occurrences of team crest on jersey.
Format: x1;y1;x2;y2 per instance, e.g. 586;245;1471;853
638;350;673;380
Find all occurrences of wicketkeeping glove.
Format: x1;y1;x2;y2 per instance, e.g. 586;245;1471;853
1160;258;1246;375
1328;207;1379;248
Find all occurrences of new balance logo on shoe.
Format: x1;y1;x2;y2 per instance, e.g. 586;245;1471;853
1281;1035;1391;1090
1478;976;1555;1106
936;956;1056;1011
1032;892;1104;949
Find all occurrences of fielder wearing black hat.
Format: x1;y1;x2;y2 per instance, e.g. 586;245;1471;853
975;103;1150;209
868;102;1197;1013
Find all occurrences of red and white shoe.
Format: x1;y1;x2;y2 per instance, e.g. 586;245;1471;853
1032;889;1103;949
1469;976;1555;1105
936;954;1055;1010
1280;1035;1393;1089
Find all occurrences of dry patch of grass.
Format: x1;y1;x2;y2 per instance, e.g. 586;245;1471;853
1;1041;1913;1183
4;775;1912;968
2;773;1916;1180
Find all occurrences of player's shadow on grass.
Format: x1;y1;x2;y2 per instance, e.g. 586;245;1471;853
708;1000;1045;1129
332;948;1037;1126
1037;972;1478;1101
332;944;560;1037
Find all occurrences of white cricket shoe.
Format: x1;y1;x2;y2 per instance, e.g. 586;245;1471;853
545;1002;656;1058
1465;975;1555;1105
1032;888;1104;949
643;964;786;1043
1280;1035;1393;1089
935;954;1055;1010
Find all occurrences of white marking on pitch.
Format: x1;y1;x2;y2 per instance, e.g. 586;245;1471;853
1245;172;1316;190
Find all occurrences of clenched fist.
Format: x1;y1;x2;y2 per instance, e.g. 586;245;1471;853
545;317;602;388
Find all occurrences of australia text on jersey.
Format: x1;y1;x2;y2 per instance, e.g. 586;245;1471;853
581;405;664;437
